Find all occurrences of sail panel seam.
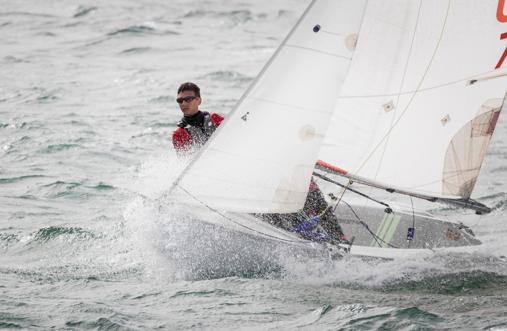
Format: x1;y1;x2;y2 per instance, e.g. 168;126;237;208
338;73;507;99
186;146;314;180
183;167;309;193
247;96;332;115
284;44;352;60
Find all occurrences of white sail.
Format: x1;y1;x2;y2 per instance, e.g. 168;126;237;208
319;0;507;201
171;0;367;213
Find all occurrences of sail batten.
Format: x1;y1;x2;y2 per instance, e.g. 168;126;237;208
335;69;506;99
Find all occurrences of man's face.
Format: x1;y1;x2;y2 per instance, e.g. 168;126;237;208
177;90;201;116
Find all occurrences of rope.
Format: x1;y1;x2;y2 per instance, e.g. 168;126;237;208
373;0;423;183
314;171;399;248
332;179;353;214
341;200;399;249
174;184;302;244
313;172;392;210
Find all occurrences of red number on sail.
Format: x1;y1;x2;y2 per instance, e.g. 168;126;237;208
496;1;507;68
498;0;507;22
495;32;507;69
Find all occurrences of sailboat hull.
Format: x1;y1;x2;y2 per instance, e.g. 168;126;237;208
335;204;481;250
159;203;346;278
163;200;480;266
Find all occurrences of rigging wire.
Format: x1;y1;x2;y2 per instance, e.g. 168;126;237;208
173;184;303;245
351;0;452;178
373;0;423;184
313;171;392;210
314;171;399;248
336;69;507;99
341;200;399;249
173;183;351;248
332;179;353;214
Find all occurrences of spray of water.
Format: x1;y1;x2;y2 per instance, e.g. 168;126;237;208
121;151;507;290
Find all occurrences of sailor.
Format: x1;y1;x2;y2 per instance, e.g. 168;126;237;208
304;180;348;243
172;82;224;154
260;179;347;244
171;82;346;244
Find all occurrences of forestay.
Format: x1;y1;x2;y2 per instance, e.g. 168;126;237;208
171;0;367;213
319;0;507;203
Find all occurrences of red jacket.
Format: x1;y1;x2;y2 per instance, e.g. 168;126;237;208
172;112;223;152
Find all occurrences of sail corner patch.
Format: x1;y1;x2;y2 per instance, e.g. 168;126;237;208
383;101;395;113
441;114;451;125
299;125;317;141
345;33;358;51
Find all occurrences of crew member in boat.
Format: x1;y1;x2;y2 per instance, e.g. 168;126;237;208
171;82;347;244
260;180;347;245
172;82;224;154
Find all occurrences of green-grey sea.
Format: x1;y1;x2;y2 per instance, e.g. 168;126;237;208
1;0;507;329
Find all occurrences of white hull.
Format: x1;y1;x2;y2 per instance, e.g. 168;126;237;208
163;200;481;262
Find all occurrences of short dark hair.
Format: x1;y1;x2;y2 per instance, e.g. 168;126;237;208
177;82;200;97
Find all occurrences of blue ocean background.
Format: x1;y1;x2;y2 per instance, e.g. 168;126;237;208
1;0;507;329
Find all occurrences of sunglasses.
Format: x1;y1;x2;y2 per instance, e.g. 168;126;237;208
176;96;198;104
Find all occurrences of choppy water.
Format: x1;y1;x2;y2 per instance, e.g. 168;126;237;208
1;0;507;329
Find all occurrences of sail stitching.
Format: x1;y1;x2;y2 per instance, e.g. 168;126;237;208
403;169;481;192
201;146;292;170
284;44;352;60
336;69;507;99
179;171;308;203
468;72;507;85
319;30;349;37
247;96;332;115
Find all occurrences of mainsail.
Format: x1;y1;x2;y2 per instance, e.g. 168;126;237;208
318;0;507;212
171;0;506;214
171;0;367;213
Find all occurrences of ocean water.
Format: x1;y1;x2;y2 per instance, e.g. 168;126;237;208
1;0;507;330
